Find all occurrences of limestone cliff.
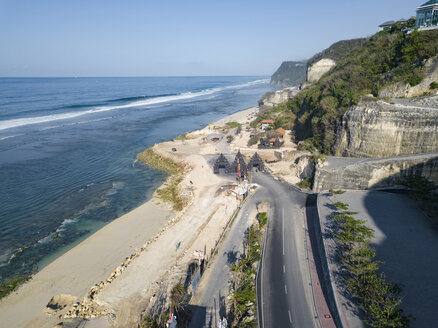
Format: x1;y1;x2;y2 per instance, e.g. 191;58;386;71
334;97;438;158
259;87;299;107
312;152;438;192
379;56;438;98
307;58;336;83
305;38;366;83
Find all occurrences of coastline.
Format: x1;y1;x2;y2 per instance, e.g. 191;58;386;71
0;106;258;328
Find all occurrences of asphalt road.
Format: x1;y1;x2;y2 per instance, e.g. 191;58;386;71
189;172;318;328
254;172;318;328
189;187;268;328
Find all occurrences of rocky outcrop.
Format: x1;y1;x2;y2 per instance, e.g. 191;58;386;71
270;61;307;87
305;38;366;83
334;97;438;158
259;87;299;107
45;294;77;314
379;56;438;98
313;152;438;192
307;58;336;83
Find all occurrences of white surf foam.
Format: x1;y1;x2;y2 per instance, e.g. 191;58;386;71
0;79;269;132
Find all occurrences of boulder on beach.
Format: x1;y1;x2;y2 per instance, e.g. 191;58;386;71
45;294;78;314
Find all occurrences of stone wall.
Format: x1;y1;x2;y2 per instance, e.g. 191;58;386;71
334;98;438;158
312;153;438;192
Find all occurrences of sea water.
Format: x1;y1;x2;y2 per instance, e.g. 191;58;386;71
0;76;271;282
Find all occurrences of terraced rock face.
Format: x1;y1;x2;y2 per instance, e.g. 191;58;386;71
334;98;438;158
313;153;438;192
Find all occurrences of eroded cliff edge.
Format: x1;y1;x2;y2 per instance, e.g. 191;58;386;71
312;152;438;192
333;96;438;157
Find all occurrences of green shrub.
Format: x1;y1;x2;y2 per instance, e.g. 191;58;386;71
0;276;30;299
231;222;266;327
298;177;312;190
278;28;438;154
257;212;268;227
430;81;438;89
333;203;409;327
333;201;349;210
297;138;317;152
137;148;188;211
226;121;242;128
247;134;261;146
408;74;423;86
329;189;346;194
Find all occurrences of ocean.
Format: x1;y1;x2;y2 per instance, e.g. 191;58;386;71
0;76;271;282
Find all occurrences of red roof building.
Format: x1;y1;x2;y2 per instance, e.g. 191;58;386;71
276;128;286;136
261;119;274;124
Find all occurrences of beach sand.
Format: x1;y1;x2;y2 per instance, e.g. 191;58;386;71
0;200;171;328
0;107;258;328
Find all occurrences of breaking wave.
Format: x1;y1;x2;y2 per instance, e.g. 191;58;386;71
0;79;269;132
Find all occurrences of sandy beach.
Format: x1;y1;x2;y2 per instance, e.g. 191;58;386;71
0;106;259;328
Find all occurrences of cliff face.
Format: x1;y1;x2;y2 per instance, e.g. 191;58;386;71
333;98;438;158
305;38;366;83
379;56;438;98
312;153;438;192
270;61;307;87
259;87;299;107
307;58;336;83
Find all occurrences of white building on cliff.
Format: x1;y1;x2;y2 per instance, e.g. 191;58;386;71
416;0;438;29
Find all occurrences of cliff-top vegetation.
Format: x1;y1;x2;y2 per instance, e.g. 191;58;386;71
264;19;438;154
270;60;307;86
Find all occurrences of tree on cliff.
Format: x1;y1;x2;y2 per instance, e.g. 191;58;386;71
269;19;438;155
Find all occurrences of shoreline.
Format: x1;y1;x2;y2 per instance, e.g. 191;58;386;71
0;106;259;328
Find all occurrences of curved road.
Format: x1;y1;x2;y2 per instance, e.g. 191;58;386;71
188;171;319;328
255;172;318;328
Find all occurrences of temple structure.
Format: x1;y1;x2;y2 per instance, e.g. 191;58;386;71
248;152;264;171
416;0;438;29
232;150;248;178
213;151;264;175
213;153;232;174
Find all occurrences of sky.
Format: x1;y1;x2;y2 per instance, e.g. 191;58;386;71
0;0;418;77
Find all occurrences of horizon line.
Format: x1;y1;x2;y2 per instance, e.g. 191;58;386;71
0;74;271;79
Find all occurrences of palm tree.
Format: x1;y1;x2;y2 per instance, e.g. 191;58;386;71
170;284;185;314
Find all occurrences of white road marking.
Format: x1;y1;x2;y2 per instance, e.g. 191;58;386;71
283;265;285;273
288;310;292;323
282;208;285;255
284;285;287;294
